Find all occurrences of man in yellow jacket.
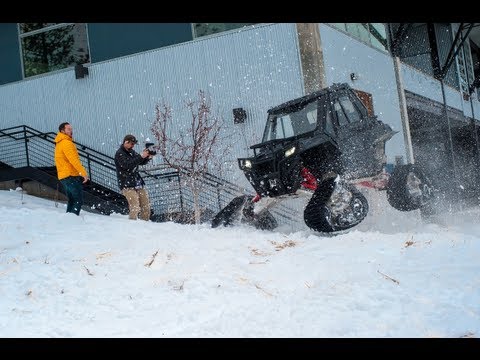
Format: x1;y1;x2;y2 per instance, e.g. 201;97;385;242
54;122;89;215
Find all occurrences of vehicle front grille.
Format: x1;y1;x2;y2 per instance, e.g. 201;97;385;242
253;160;275;176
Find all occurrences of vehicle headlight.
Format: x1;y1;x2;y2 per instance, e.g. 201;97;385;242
241;159;252;169
284;146;296;157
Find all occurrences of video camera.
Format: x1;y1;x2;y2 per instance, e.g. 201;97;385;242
145;142;157;156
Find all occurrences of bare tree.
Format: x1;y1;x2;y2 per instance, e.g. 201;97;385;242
150;90;230;224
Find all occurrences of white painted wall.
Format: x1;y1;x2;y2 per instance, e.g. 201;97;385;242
401;62;480;119
319;24;408;164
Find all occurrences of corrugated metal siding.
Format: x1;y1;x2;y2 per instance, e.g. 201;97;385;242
0;23;303;186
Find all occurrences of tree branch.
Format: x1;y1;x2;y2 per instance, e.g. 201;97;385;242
377;270;399;284
144;250;159;267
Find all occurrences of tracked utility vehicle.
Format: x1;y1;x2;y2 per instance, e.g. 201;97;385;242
212;83;434;233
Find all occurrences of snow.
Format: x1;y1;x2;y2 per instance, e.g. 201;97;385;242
0;188;479;338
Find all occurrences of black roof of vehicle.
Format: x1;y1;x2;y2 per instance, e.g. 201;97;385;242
267;83;350;115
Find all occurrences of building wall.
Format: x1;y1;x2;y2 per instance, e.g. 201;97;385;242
3;22;478;188
0;23;194;86
0;23;304;187
401;63;480;119
87;23;193;63
0;23;23;85
319;24;408;164
319;23;480;165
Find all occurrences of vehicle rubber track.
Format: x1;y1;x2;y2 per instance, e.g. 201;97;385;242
304;177;368;233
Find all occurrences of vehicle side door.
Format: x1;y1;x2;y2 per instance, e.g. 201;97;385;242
331;90;388;178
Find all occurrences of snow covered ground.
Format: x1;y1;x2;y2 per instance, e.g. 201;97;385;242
1;188;479;338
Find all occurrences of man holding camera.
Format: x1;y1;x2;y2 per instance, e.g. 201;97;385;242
114;134;154;221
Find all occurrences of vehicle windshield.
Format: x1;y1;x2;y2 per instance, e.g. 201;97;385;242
262;101;318;142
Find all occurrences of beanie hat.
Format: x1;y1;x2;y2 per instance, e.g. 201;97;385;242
123;134;138;144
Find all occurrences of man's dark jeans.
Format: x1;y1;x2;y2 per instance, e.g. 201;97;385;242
60;176;84;215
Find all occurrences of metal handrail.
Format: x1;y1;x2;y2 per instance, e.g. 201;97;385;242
0;125;299;226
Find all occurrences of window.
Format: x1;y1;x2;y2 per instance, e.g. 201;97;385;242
263;102;318;141
278;115;295;139
20;23;58;33
324;109;335;136
306;108;317;126
334;100;349;126
390;23;434;77
263;114;294;141
331;23;388;52
19;23;90;78
469;39;480;101
193;23;256;38
333;95;362;126
340;96;361;123
454;27;476;99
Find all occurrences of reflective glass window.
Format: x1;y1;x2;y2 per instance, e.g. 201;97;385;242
330;23;388;52
193;23;256;38
19;23;89;78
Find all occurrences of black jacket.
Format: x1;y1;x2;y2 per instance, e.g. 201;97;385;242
114;145;151;190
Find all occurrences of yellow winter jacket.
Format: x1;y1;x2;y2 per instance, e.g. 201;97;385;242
54;132;87;180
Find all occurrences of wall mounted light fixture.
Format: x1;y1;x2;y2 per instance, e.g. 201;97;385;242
233;108;247;124
75;64;89;79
